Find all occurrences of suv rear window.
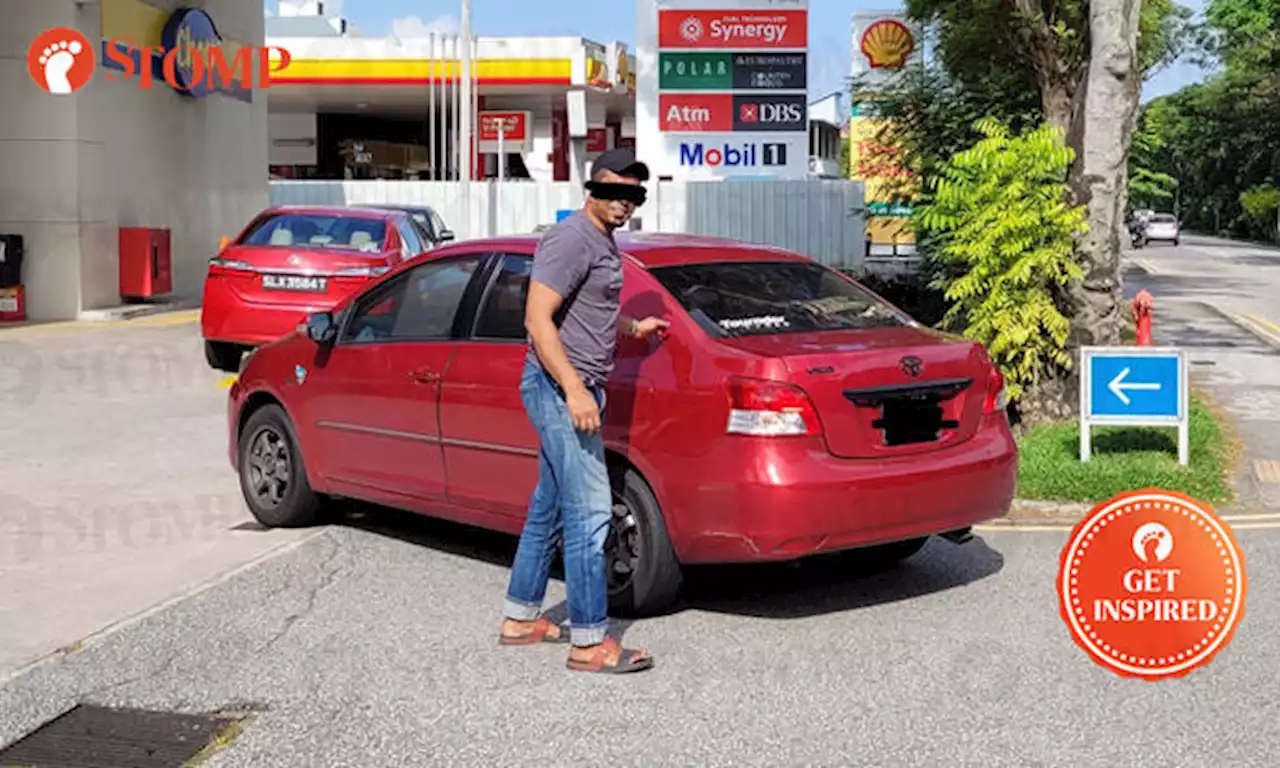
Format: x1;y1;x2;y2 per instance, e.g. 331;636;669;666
240;213;388;253
1152;214;1177;223
649;260;911;337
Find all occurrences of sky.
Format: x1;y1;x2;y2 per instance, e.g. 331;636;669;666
264;0;1212;106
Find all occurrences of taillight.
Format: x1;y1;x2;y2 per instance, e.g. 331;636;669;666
208;257;254;272
333;265;392;278
725;377;822;437
983;366;1008;415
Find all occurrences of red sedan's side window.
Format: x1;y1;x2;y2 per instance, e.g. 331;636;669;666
339;254;486;345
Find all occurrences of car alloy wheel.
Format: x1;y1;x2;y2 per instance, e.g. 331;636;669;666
246;425;292;508
605;494;642;598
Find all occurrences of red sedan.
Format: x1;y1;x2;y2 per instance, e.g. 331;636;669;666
227;233;1017;615
201;204;436;372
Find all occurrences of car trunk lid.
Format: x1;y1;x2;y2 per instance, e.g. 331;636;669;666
718;326;992;458
211;245;395;306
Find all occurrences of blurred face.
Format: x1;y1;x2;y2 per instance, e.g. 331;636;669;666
586;170;646;229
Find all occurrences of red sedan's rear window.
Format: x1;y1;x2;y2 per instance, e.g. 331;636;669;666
240;213;388;254
648;260;911;338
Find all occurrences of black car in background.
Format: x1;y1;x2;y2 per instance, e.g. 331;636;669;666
363;205;455;247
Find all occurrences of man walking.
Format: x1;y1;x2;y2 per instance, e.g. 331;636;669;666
498;149;668;674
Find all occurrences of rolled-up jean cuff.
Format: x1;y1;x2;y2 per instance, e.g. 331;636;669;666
503;597;542;622
570;624;608;647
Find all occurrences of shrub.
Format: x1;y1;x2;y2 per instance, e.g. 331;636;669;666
913;118;1087;402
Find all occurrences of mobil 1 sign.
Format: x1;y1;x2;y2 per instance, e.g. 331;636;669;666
666;132;807;179
1080;346;1189;465
733;93;806;131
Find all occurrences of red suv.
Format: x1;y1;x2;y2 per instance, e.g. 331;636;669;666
201;205;436;372
227;233;1017;615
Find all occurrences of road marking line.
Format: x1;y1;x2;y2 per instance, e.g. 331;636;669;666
217;375;238;389
1227;311;1280;346
1134;258;1159;274
976;520;1280;533
1223;512;1280;522
1253;460;1280;485
1246;312;1280;336
130;309;201;327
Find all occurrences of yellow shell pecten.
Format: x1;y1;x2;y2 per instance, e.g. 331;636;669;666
860;20;914;69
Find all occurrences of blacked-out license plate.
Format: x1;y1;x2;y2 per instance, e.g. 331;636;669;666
262;274;327;292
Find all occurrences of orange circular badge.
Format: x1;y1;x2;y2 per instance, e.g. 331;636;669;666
27;27;96;95
1057;489;1247;681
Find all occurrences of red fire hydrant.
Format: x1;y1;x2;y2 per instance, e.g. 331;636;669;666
1132;290;1153;346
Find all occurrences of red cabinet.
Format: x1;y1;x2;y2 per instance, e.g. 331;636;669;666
119;227;172;299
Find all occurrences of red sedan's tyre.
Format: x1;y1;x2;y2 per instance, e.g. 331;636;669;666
205;340;244;373
238;404;322;528
607;465;683;618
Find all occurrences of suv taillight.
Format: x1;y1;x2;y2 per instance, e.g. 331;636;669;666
725;377;822;437
982;366;1008;415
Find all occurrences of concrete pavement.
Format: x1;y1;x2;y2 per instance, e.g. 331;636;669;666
2;515;1280;766
0;314;313;681
3;244;1280;764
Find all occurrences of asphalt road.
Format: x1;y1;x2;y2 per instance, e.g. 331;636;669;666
2;237;1280;765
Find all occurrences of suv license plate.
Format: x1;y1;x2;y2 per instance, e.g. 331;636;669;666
263;274;327;292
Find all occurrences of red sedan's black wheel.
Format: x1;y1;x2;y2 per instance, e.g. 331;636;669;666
606;465;683;618
238;404;322;528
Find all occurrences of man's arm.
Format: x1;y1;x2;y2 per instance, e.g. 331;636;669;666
526;279;588;396
524;227;602;432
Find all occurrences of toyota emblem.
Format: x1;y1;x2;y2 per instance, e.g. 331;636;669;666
899;355;923;377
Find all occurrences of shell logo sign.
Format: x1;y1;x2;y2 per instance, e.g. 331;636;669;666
860;19;914;69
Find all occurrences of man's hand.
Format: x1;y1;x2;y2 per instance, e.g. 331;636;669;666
567;387;602;433
630;316;671;339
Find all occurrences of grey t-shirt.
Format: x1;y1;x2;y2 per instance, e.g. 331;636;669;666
526;211;623;386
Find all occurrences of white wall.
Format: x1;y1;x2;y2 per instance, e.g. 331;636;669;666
0;0;269;320
269;179;868;270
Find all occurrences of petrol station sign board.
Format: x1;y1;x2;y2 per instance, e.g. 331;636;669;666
638;0;810;180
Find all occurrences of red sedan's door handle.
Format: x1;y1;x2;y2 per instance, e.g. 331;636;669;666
409;367;441;384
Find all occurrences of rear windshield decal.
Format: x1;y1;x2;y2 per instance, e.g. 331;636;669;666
718;315;790;331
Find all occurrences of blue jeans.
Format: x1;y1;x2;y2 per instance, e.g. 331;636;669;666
503;358;612;647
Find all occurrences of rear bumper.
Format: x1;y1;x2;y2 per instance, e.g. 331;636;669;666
664;413;1018;564
201;278;334;347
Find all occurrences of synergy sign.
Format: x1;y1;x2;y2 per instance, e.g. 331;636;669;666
639;0;810;180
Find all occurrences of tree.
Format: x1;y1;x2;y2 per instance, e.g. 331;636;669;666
874;0;1192;421
915;119;1087;404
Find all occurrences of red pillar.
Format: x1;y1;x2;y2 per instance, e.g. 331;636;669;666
473;94;486;180
552;105;569;182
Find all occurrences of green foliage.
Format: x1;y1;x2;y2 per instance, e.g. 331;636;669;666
1239;184;1280;238
1127;0;1280;240
914;119;1086;401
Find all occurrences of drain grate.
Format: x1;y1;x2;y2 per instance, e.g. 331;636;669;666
0;704;246;768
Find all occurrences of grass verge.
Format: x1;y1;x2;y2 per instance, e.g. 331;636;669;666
1015;387;1235;504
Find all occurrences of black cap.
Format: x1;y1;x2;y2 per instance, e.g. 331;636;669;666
590;148;650;182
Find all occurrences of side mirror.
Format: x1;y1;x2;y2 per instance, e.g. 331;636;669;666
218;235;230;252
302;311;337;346
438;229;455;242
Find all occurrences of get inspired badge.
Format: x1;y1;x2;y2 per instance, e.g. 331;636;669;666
1057;489;1247;680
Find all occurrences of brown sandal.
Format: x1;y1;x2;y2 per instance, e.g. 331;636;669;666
498;616;568;646
566;637;654;674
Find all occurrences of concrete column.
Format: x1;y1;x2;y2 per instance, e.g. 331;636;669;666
0;0;89;320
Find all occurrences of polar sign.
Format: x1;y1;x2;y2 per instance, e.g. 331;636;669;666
732;93;807;132
658;51;807;90
1079;346;1189;465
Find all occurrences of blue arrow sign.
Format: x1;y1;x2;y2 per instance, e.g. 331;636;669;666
1085;350;1183;419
